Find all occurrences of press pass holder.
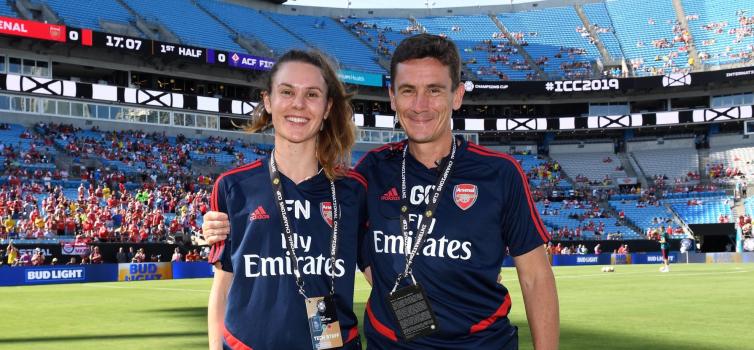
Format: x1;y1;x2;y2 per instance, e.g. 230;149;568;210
305;295;343;350
387;275;439;341
385;140;457;341
269;152;343;350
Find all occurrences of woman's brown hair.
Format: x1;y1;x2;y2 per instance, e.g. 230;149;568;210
246;50;355;180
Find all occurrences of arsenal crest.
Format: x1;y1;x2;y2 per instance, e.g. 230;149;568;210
320;202;334;227
453;184;478;210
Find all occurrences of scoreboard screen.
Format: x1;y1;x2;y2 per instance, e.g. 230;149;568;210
66;28;149;55
66;28;206;62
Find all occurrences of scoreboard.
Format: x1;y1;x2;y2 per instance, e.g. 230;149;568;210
66;28;208;62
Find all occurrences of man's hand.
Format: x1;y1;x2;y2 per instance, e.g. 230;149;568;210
202;211;230;245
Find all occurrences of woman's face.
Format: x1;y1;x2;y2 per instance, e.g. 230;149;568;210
264;61;332;146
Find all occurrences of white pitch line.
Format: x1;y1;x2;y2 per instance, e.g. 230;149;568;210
84;283;211;293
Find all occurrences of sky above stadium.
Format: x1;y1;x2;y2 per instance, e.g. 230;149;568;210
285;0;539;9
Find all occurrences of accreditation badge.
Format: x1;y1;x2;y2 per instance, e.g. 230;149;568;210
386;283;439;341
305;295;343;349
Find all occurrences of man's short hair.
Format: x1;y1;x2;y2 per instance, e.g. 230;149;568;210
390;33;461;89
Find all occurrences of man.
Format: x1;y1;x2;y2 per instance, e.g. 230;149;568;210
203;34;558;349
116;247;128;263
659;226;671;272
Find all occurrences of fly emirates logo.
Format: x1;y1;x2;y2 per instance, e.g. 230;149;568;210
373;212;472;261
243;233;346;278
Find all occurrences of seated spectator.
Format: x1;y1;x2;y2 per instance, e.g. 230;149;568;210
89;246;103;264
171;247;183;262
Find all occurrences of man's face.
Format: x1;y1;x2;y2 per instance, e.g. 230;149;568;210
390;57;464;145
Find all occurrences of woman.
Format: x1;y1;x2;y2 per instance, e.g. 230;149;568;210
207;50;365;350
89;246;103;264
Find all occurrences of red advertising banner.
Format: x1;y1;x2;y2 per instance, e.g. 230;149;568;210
0;16;65;42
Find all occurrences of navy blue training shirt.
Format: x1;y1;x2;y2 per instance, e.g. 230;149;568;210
354;138;550;349
209;157;367;350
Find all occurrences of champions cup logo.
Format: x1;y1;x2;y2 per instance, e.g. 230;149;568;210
453;184;478;210
464;81;474;92
320;202;333;227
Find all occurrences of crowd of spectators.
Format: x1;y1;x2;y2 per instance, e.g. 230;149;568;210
693;9;754;65
0;242;208;266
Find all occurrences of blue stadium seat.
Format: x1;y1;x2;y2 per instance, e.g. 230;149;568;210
606;0;687;76
681;0;754;67
197;0;310;56
667;196;733;224
122;0;244;52
0;1;17;18
498;7;601;79
40;0;133;31
264;12;386;74
417;15;535;81
582;3;624;60
342;17;414;56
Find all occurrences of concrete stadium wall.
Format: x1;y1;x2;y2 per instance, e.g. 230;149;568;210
549;142;613;154
626;138;695;152
709;133;754;148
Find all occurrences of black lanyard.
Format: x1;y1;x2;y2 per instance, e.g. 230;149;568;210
269;152;339;298
391;139;456;294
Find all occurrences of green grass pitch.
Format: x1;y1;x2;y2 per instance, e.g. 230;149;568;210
1;263;752;349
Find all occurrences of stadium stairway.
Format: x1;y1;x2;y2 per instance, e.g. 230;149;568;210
573;4;615;64
600;199;644;236
192;0;272;57
732;197;746;220
333;19;391;71
698;148;710;181
671;0;701;70
488;14;545;78
616;152;646;185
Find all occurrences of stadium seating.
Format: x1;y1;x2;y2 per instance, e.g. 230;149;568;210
41;0;134;31
631;148;699;182
0;1;16;18
264;12;386;74
606;0;687;76
416;15;535;80
122;0;244;52
196;0;310;56
550;152;626;184
497;7;600;79
708;144;754;178
581;3;624;60
681;0;754;67
609;200;683;237
667;195;733;224
342;17;414;56
0;0;745;81
537;201;641;239
0;124;57;172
